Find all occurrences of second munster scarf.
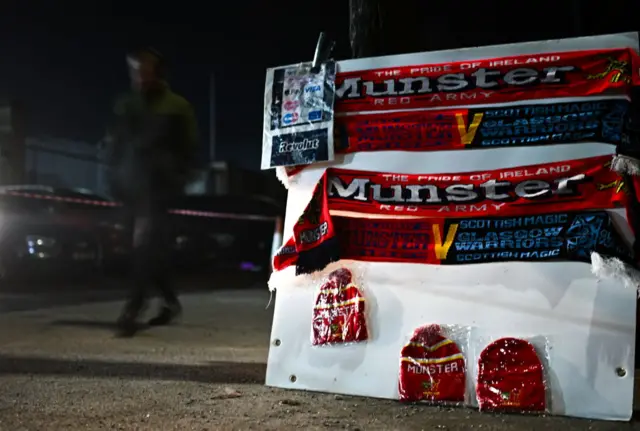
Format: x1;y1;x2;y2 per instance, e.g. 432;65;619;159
275;155;634;274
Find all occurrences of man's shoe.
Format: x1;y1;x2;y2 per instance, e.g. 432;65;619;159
148;304;182;326
115;313;138;338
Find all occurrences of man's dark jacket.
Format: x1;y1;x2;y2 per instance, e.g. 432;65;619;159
107;84;198;208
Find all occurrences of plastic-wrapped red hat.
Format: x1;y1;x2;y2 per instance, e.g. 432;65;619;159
399;324;466;403
476;337;546;412
311;268;368;346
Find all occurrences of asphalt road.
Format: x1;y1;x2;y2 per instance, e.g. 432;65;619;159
0;272;638;430
0;270;264;313
0;288;125;313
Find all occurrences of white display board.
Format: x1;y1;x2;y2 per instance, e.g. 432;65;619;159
266;32;639;422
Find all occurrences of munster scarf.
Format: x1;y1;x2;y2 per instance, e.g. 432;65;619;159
325;155;625;218
274;155;633;274
285;98;631;183
278;48;640;183
277;210;634;271
612;86;640;177
291;174;340;274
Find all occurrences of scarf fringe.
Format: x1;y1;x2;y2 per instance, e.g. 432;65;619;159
268;260;358;292
271;254;640;295
611;154;640;176
296;237;340;275
590;252;640;296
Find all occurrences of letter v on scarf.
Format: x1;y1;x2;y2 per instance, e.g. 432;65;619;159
455;113;483;145
432;223;458;260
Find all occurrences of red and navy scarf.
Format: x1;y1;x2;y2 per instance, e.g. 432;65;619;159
275;155;635;274
282;48;640;179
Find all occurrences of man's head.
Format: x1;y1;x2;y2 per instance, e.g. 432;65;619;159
126;48;166;94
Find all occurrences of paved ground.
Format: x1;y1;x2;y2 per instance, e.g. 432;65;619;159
0;274;637;430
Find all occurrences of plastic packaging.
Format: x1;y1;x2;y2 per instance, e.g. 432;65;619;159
474;335;549;414
398;324;470;405
611;86;640;176
591;251;640;293
311;265;369;346
261;61;336;171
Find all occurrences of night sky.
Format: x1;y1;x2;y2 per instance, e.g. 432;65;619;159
0;1;636;170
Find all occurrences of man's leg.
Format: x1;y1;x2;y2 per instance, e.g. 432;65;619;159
116;213;153;337
148;277;182;326
147;209;182;326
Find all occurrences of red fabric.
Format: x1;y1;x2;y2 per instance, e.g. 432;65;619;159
399;324;466;403
282;49;639;178
293;174;334;253
276;211;634;270
273;155;633;274
325;155;626;218
273;237;298;272
335;48;637;113
633;176;640;203
311;268;368;346
284;100;628;170
476;338;546;412
291;175;339;274
278;155;628;221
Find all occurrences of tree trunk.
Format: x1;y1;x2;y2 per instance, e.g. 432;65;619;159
348;0;383;59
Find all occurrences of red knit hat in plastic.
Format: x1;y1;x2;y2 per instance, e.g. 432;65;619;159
311;268;368;346
399;324;466;403
476;337;546;412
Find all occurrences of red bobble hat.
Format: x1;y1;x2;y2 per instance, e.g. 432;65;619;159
311;268;368;346
399;324;466;403
476;337;546;412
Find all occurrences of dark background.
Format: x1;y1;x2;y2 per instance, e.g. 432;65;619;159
0;0;636;170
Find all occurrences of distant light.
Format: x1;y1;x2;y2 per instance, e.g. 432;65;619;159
240;262;257;271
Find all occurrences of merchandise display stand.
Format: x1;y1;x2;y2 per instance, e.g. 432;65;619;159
265;32;639;421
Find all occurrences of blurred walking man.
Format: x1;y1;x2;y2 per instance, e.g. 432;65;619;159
107;48;198;337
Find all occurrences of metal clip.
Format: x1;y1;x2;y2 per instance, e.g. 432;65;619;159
311;32;335;74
